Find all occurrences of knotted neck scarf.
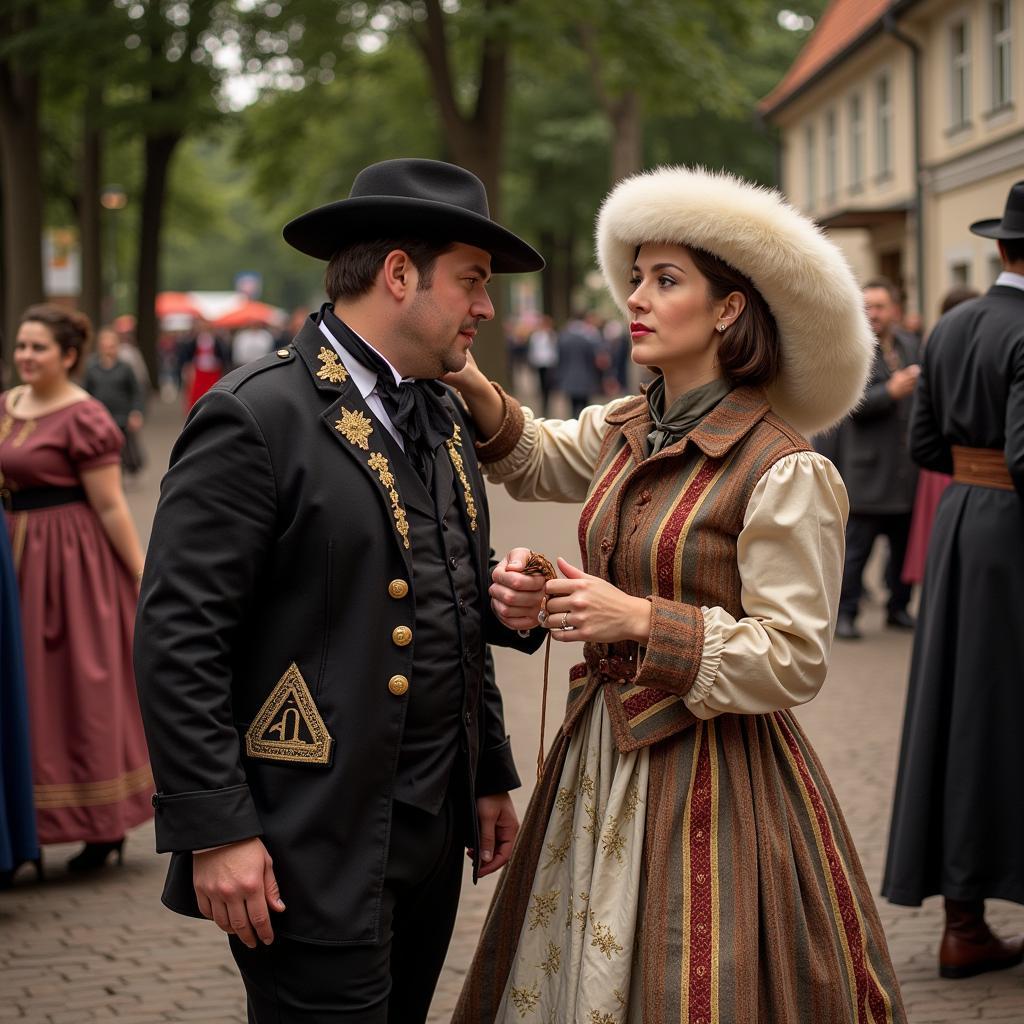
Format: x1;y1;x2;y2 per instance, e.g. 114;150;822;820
319;304;454;477
645;375;733;455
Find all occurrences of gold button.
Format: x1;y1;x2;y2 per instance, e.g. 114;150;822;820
276;349;290;358
388;579;409;599
388;674;409;696
392;625;412;647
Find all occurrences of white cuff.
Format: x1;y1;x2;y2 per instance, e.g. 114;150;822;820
683;607;725;719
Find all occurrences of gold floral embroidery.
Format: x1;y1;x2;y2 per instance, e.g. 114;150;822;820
589;912;624;959
445;424;477;532
316;346;349;384
613;989;627;1009
574;890;590;932
0;414;13;445
545;832;571;867
528;889;560;931
538;940;561;978
601;820;625;863
335;408;373;450
367;451;410;550
579;769;595;798
555;787;577;815
622;783;640;822
588;1012;617;1024
582;800;599;837
12;419;35;447
510;982;540;1017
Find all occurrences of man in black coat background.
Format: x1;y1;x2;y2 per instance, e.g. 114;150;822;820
135;159;547;1022
883;180;1024;979
835;276;921;640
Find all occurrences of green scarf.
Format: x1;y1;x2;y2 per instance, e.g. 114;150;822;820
646;376;733;455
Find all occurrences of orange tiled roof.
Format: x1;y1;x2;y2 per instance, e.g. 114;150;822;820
760;0;892;116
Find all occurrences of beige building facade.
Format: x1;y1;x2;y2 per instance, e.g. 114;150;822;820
761;0;1023;327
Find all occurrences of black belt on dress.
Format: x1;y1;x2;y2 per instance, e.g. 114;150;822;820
2;485;87;512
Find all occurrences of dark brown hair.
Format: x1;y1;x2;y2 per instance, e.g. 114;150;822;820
19;303;92;371
1000;238;1024;264
939;285;980;314
686;246;781;388
863;276;900;303
324;238;456;302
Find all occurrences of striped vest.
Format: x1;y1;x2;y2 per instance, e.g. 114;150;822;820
564;386;810;750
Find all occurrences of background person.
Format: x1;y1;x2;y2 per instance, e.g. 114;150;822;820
449;167;905;1023
883;180;1024;979
82;326;147;476
177;318;230;411
0;305;150;872
525;314;558;416
835;277;921;639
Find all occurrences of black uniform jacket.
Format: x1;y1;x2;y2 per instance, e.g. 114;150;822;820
839;329;921;514
135;318;541;944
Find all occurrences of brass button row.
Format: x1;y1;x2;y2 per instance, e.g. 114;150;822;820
392;625;412;647
387;579;412;694
388;674;409;696
388;578;409;599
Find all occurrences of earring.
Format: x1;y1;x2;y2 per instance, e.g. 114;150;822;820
717;322;727;333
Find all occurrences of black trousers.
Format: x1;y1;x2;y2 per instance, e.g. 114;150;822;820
839;511;913;620
230;794;464;1023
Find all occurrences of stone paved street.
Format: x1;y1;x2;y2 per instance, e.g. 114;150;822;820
2;397;1022;1023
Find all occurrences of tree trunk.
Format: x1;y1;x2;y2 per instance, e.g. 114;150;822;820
79;86;103;332
610;90;643;183
135;133;180;384
0;6;44;362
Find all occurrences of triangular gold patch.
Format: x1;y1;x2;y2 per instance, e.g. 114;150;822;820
245;663;333;766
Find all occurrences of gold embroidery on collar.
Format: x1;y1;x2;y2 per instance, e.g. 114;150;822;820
335;407;373;450
12;419;35;448
445;424;478;532
245;663;333;765
368;451;411;550
316;346;349;384
0;414;13;446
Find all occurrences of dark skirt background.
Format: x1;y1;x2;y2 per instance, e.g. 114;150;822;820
0;524;39;873
883;482;1024;906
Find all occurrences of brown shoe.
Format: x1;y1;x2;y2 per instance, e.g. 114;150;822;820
939;898;1024;979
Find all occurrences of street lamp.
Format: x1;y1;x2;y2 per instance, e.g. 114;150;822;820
100;185;128;318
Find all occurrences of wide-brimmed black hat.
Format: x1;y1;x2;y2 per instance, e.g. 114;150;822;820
970;179;1024;240
283;158;544;272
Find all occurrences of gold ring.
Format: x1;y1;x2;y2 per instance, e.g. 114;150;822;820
560;611;571;631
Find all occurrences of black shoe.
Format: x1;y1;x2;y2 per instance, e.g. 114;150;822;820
886;609;916;630
0;856;43;890
836;615;862;640
67;839;124;873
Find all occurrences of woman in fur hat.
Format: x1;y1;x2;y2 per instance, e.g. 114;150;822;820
448;167;906;1023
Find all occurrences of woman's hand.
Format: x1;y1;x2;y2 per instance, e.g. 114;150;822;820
442;352;505;439
543;557;652;645
489;547;547;631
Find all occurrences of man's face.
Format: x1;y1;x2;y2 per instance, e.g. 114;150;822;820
863;286;897;340
400;243;495;378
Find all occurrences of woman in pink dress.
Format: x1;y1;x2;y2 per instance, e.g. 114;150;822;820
0;305;151;872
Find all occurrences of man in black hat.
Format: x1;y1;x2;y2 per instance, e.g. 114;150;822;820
883;179;1024;979
135;159;548;1021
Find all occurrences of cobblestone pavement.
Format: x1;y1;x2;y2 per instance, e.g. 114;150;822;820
2;397;1021;1023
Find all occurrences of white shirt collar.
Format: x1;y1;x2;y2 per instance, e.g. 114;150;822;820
317;318;405;400
995;270;1024;293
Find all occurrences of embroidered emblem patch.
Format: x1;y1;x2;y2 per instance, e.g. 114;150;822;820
245;663;333;765
335;407;373;450
316;346;349;384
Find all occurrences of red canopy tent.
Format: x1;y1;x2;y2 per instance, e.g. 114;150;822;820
212;300;284;329
155;292;203;319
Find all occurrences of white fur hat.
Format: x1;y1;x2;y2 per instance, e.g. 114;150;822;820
596;166;872;436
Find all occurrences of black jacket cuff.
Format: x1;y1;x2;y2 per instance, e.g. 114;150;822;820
475;736;521;796
152;783;263;853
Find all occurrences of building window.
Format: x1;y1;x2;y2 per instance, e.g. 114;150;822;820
825;109;838;202
950;19;971;129
849;93;864;189
951;261;971;286
876;73;892;178
805;123;817;210
990;0;1012;110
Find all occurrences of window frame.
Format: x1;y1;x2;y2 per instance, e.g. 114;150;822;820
949;17;972;131
989;0;1012;113
848;92;865;191
875;71;893;180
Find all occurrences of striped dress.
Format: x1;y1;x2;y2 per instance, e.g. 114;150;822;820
455;386;906;1024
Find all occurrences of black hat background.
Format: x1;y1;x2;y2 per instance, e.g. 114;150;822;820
283;158;544;273
970;179;1024;241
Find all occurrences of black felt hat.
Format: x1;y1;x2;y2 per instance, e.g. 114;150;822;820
970;180;1024;240
283;158;544;272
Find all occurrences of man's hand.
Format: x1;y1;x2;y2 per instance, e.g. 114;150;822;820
490;547;546;631
193;837;285;949
886;364;920;400
472;792;519;877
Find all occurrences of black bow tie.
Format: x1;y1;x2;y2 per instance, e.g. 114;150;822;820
318;305;454;472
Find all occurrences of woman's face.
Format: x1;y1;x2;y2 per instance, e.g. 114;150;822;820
626;244;722;372
13;321;75;389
